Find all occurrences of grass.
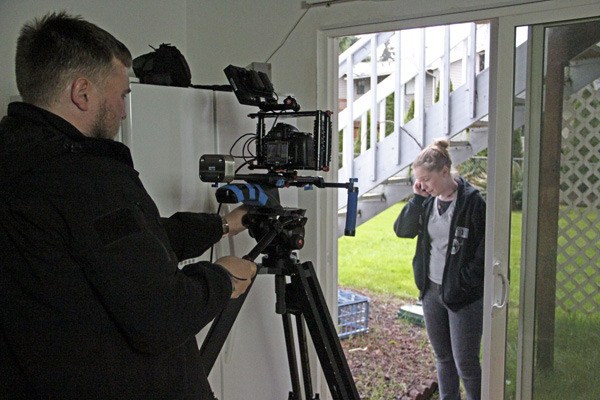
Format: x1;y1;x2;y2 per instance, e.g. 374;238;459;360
533;313;600;400
338;202;418;299
339;203;600;399
504;209;600;400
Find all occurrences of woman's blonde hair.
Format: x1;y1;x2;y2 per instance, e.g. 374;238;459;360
412;138;452;172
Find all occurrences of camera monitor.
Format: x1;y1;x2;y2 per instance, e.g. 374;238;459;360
224;65;277;109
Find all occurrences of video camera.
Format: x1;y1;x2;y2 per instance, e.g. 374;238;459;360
225;64;331;173
198;65;362;400
199;64;357;236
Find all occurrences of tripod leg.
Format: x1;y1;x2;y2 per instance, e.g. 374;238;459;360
290;261;361;400
280;273;318;400
293;313;314;400
278;274;302;400
282;313;302;400
198;277;256;374
198;229;276;375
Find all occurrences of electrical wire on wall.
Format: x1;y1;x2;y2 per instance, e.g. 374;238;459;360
265;8;310;63
265;1;391;65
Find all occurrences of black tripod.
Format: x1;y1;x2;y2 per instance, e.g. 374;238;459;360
199;207;360;400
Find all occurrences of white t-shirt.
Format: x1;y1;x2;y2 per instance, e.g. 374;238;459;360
427;197;456;284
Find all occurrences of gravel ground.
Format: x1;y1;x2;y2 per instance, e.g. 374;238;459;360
339;288;439;400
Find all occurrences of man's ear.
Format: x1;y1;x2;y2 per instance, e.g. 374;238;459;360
71;78;92;111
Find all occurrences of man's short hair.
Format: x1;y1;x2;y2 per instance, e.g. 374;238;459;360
15;11;132;107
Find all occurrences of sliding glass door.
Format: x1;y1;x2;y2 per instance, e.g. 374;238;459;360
484;5;600;400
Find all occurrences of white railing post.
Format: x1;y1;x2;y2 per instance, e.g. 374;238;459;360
462;35;468;84
360;113;367;153
483;23;490;70
394;31;404;165
416;28;426;145
370;35;378;181
344;55;355;179
441;25;451;136
379;98;387;141
468;22;477;118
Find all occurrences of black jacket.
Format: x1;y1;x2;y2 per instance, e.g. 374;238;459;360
394;177;486;311
0;102;232;399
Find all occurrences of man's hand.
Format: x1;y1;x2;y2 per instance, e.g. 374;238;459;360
215;256;257;298
222;205;249;236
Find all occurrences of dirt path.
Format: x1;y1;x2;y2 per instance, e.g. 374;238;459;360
340;288;438;399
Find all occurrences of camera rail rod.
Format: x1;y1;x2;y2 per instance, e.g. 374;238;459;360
232;174;358;236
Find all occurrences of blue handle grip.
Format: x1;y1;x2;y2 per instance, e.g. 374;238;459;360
216;183;269;206
344;178;358;236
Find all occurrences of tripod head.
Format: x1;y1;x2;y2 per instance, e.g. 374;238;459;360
213;181;308;273
244;206;306;260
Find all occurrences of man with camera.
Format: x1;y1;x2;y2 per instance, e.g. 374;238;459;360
0;11;256;399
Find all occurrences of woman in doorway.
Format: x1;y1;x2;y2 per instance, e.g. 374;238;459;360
394;139;486;400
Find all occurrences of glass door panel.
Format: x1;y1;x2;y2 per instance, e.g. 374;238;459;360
483;6;600;400
504;26;529;400
532;20;600;400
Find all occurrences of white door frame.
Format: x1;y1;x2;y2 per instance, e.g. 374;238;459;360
316;1;600;399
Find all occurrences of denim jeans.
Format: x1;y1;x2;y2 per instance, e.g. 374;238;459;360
422;281;483;400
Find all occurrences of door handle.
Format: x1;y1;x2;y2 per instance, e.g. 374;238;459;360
492;260;509;311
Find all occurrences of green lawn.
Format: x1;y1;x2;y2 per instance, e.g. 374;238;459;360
338;202;418;299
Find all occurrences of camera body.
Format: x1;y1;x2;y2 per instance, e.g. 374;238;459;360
253;110;331;173
260;123;312;170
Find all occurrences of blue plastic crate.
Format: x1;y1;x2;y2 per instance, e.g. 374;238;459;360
337;289;370;339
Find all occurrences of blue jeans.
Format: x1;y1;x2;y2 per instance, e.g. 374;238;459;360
422;281;483;400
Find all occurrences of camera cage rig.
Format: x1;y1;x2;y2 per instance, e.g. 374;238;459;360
197;65;361;400
251;110;332;173
201;65;358;235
